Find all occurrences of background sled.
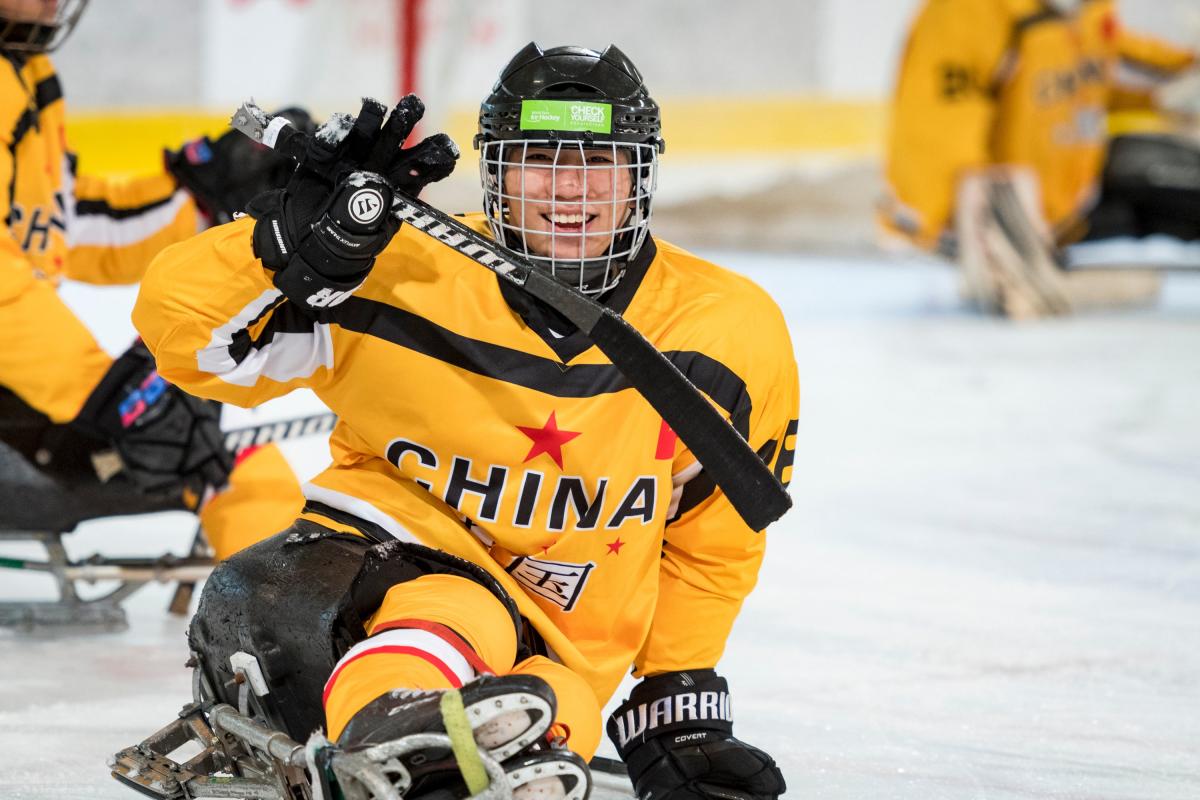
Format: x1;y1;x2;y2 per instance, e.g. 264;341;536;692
0;527;212;634
0;412;336;635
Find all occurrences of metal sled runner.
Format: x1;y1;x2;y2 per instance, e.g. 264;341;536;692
110;652;634;800
0;527;212;633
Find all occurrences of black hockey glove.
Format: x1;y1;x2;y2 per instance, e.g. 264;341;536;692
607;670;786;800
245;95;458;314
71;341;232;506
165;107;317;225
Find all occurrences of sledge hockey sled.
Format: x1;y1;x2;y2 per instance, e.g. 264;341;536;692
109;650;635;800
0;525;213;634
0;428;215;634
0;410;336;634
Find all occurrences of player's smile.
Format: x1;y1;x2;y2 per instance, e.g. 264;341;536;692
542;211;597;231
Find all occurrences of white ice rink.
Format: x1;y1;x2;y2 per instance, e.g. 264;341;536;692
2;253;1198;799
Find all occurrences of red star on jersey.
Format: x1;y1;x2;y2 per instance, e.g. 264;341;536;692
606;538;625;555
517;411;581;469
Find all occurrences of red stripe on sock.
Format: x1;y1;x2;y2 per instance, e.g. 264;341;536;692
372;618;494;675
322;645;462;707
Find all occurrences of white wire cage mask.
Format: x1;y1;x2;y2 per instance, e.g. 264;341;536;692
479;139;659;296
0;0;88;52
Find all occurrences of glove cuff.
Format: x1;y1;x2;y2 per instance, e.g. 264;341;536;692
272;252;369;313
248;190;293;271
72;341;156;440
606;670;734;760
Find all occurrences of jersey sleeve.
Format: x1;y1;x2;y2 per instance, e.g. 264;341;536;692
0;130;110;422
634;295;799;677
65;161;200;285
1110;22;1197;111
132;217;331;408
882;0;1013;247
1116;24;1196;75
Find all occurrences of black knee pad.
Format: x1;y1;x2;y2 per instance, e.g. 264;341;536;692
189;521;522;740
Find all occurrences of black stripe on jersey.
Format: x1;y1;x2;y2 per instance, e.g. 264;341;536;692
6;115;31;219
74;193;176;220
991;8;1063;96
1011;0;1105;40
227;295;290;366
10;107;36;147
33;75;62;110
244;294;754;433
1013;10;1058;36
8;76;62;150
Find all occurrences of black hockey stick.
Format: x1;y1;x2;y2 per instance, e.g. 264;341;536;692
230;103;791;531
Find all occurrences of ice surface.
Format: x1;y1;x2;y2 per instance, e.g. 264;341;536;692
2;255;1198;798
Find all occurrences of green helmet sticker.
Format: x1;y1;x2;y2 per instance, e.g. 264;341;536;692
519;100;612;134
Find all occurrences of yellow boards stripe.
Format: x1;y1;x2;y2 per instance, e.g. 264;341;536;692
67;99;887;176
67;111;233;176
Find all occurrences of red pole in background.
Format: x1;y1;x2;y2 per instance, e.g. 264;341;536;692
396;0;425;138
397;0;423;96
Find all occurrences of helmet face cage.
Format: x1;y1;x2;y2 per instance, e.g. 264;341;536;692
0;0;88;53
480;138;659;296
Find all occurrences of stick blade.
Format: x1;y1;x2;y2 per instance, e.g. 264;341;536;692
589;312;792;531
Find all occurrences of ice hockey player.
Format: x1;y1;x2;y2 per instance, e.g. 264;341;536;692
133;43;794;800
0;0;306;559
881;0;1200;318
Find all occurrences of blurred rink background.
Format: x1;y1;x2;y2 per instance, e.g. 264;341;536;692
2;1;1200;798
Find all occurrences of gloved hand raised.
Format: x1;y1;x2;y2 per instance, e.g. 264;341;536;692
246;95;458;313
607;669;786;800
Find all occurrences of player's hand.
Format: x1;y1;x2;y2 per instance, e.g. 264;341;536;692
71;341;231;506
245;96;458;313
606;670;786;800
165;107;316;225
359;94;459;198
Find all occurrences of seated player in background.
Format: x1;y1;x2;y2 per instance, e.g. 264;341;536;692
0;0;307;560
881;0;1199;318
133;43;794;800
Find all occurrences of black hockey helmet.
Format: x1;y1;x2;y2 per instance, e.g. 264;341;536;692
475;43;665;295
0;0;89;53
477;42;665;150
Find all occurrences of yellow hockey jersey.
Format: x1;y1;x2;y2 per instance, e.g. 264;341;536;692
883;0;1197;249
1;53;199;421
134;213;799;706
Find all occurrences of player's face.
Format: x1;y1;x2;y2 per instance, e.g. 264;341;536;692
0;0;57;23
502;145;636;261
